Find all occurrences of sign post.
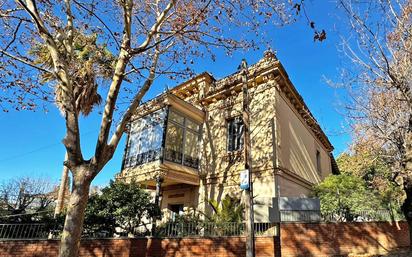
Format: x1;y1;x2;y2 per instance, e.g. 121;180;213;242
241;59;255;257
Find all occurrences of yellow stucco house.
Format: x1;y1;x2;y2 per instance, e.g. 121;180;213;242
116;51;338;222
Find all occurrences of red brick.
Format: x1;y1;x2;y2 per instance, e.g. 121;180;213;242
0;222;409;257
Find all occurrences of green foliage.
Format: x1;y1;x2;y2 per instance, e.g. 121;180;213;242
336;152;404;213
83;193;116;237
314;174;380;221
208;195;244;223
337;152;391;182
83;180;158;236
204;196;244;236
156;199;245;238
156;208;204;237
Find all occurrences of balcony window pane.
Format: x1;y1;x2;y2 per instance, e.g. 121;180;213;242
165;123;184;163
183;130;199;168
126;133;138;167
169;110;184;125
124;108;166;168
186;118;199;132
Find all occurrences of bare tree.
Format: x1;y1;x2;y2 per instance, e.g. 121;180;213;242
0;177;56;223
0;0;327;256
337;0;412;245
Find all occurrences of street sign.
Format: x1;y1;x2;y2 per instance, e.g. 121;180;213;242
240;169;249;190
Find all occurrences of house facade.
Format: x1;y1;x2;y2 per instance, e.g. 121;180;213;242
116;51;338;222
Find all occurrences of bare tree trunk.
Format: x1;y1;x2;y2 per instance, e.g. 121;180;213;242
59;168;92;257
402;182;412;252
403;131;412;251
401;126;412;251
55;153;70;216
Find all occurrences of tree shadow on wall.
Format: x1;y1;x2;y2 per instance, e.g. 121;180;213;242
200;83;278;216
141;236;245;257
75;236;247;257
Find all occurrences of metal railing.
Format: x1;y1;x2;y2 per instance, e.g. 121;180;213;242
0;210;404;240
157;222;243;237
0;224;51;239
280;210;321;222
0;222;276;240
322;209;404;222
156;222;276;237
254;222;277;236
280;209;404;223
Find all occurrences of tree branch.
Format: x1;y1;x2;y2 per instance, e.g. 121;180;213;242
63;0;74;61
72;0;121;50
106;45;161;168
93;0;133;167
18;0;83;168
131;0;175;54
0;49;52;73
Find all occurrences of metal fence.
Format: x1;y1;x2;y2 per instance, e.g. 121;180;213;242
280;209;404;223
152;222;276;237
0;222;276;240
0;224;51;239
0;210;404;240
280;210;321;222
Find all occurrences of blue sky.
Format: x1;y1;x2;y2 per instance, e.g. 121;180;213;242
0;1;351;186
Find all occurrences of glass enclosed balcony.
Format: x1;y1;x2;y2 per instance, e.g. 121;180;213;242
123;108;166;168
122;94;204;177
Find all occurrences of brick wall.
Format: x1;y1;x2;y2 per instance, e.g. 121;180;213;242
0;237;277;257
0;222;409;257
281;221;409;257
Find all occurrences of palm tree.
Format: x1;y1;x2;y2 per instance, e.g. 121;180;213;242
208;195;244;236
30;31;115;115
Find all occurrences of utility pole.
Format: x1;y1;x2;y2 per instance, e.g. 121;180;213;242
241;59;255;257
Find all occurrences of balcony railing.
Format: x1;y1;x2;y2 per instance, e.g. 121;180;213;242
164;149;199;169
123;148;200;171
123;148;162;169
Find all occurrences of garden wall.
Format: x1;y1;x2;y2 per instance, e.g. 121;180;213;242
0;237;276;257
0;222;408;257
281;221;409;256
